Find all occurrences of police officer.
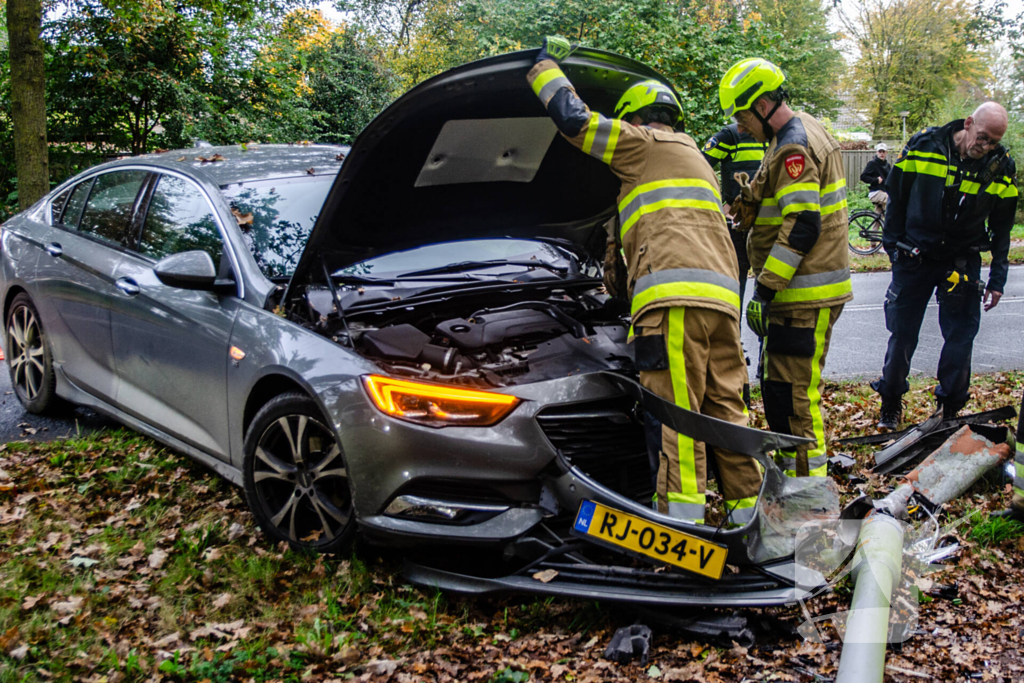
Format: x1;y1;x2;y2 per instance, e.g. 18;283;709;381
719;58;852;478
528;37;762;524
871;102;1018;430
860;143;892;214
702;124;768;304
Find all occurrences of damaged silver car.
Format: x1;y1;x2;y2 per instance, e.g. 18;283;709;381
0;48;839;608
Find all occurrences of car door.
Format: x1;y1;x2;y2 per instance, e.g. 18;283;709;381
31;169;151;401
110;172;240;460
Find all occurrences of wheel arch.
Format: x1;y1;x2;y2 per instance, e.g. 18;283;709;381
3;285;28;326
242;373;320;440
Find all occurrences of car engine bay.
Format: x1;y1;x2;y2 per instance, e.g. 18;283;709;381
299;283;634;387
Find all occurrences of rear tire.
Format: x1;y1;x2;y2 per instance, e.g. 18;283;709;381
6;293;61;414
242;392;356;554
848;210;884;256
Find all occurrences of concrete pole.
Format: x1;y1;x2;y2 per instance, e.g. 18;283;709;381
835;513;905;683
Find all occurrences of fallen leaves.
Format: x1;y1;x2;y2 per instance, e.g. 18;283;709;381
148;548;168;569
194;154;225;163
212;592;232;609
532;568;559;583
231;207;253;227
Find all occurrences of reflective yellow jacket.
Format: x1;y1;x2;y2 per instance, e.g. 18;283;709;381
528;60;740;323
749;112;853;312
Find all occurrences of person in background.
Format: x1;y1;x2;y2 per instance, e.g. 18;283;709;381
702;124;768;305
861;142;892;214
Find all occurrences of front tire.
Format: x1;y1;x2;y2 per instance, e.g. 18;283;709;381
6;293;60;414
848;210;884;256
242;392;355;554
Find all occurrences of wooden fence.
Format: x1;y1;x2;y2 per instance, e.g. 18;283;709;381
841;150;878;186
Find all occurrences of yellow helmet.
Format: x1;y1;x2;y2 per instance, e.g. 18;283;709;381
719;58;786;118
614;79;682;123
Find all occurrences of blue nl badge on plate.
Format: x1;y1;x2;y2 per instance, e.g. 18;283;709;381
574;500;597;533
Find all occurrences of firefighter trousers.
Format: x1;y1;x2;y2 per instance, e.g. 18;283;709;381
760;305;844;477
635;306;763;524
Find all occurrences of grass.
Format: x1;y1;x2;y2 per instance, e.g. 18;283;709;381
2;373;1024;680
969;516;1024;547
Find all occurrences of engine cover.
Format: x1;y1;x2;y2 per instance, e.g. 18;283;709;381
436;309;567;351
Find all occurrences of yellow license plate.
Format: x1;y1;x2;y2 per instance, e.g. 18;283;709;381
573;500;727;579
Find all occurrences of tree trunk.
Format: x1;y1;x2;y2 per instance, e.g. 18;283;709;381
6;0;49;211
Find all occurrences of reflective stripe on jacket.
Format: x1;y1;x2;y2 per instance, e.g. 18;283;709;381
749;113;852;311
528;60;740;322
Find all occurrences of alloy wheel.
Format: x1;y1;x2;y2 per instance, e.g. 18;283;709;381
8;304;46;402
251;414;351;545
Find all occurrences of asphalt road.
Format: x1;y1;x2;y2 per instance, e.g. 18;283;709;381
740;264;1024;381
2;265;1023;443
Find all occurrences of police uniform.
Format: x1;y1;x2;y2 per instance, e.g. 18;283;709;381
749;113;852;477
702;124;767;303
872;120;1018;416
528;59;763;524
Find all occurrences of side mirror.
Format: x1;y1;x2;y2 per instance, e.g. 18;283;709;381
153;250;219;290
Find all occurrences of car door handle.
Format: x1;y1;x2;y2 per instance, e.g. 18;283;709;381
45;243;62;257
115;277;140;296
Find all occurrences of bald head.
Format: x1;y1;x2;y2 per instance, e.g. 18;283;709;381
959;102;1008;159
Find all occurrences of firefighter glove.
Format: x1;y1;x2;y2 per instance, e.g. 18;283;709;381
746;283;775;338
537;36;576;64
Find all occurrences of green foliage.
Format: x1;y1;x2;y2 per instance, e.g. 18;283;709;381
352;0;844;143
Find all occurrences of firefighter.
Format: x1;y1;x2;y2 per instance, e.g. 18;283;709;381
527;37;762;524
992;391;1024;522
702;123;768;304
871;102;1017;430
719;58;852;478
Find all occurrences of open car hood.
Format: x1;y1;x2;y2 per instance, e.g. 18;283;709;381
289;48;679;288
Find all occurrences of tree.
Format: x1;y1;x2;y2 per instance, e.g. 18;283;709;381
5;0;48;210
840;0;1006;137
750;0;843;116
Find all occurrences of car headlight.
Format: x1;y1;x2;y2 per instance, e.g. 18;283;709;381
361;375;521;428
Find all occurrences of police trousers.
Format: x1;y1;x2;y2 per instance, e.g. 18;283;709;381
729;226;752;306
635;306;763;524
761;305;844;477
873;255;982;409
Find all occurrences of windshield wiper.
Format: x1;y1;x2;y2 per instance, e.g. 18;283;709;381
396;259;569;279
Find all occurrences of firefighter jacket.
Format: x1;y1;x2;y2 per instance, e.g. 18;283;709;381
528;60;740;323
860;156;892;193
883;119;1018;293
702;123;767;204
749;112;853;312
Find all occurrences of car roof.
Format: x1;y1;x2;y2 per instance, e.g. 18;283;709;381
98;143;349;187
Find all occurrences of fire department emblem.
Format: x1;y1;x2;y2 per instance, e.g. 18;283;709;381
785;154;805;179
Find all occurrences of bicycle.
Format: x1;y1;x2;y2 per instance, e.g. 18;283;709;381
848;208;885;255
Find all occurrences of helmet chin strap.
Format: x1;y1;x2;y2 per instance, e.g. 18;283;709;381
752;99;784;140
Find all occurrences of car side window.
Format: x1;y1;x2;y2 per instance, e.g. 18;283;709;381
78;171;149;247
138;175;224;266
50;186;73;225
59;180;93;230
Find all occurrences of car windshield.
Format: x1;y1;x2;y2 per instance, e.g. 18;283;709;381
336;239;580;281
223;175;334;279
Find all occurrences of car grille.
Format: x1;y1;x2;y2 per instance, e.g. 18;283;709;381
536;397;654;504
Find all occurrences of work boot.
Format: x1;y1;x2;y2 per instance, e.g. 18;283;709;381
991;507;1024;523
877;396;903;431
937;398;965;421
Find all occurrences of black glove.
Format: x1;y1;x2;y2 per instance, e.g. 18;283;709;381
537;36;576;64
746;283;775;338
